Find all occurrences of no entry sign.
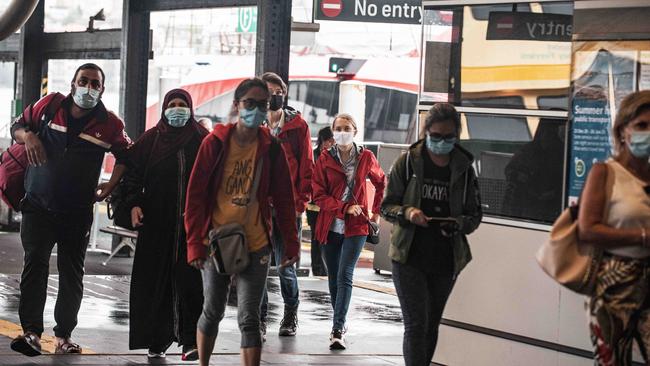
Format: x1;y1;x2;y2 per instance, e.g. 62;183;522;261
314;0;422;25
321;0;343;18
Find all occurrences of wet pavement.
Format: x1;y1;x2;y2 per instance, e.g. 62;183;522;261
0;227;410;365
0;273;406;365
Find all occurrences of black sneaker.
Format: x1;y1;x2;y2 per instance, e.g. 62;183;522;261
278;306;298;336
260;319;267;342
329;329;346;350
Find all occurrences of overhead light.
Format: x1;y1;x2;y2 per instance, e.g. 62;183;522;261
87;8;106;33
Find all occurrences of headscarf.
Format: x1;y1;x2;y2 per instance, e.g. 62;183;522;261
137;88;207;168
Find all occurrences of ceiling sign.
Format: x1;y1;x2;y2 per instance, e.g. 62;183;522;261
315;0;422;25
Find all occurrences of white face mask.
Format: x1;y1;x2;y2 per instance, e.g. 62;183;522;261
333;131;354;146
72;86;101;109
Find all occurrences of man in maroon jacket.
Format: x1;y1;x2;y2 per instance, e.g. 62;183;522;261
9;63;131;356
259;72;314;338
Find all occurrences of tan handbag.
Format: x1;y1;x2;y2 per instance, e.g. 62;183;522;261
535;161;614;296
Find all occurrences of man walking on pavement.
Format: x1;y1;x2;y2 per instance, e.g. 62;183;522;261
259;72;314;338
9;63;131;356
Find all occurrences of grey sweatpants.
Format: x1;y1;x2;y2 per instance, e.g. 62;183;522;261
198;245;271;348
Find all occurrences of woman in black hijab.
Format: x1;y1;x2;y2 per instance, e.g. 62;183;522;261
125;89;208;361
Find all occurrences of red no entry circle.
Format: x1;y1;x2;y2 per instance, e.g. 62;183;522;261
321;0;342;18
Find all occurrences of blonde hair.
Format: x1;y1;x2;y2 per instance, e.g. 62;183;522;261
332;113;358;130
612;90;650;154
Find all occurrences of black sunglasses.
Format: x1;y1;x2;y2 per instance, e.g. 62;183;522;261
428;132;457;142
240;98;269;111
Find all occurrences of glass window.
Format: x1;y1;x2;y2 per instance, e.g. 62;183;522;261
45;0;122;32
288;80;339;136
421;3;573;110
459;114;566;222
289;0;421;145
365;86;417;143
0;62;15;140
147;7;257;130
465;114;531;142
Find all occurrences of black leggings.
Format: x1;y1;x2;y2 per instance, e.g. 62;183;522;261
392;261;455;366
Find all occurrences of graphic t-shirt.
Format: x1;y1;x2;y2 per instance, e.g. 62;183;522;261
407;147;454;275
212;138;268;251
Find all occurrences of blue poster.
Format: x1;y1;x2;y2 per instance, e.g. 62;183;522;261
567;98;612;204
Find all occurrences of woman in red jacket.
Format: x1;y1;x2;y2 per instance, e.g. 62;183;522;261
312;113;386;350
184;78;299;366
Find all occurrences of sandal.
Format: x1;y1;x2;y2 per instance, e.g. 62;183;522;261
10;332;42;357
55;341;82;354
181;345;199;361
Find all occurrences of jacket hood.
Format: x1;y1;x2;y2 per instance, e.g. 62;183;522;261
211;122;236;141
265;106;305;132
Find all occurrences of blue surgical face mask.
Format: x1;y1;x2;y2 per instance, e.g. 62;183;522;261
426;135;456;155
627;131;650;158
164;107;191;127
239;107;267;129
73;86;101;109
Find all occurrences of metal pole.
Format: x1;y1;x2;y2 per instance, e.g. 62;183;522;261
120;0;151;140
16;0;44;110
255;0;292;84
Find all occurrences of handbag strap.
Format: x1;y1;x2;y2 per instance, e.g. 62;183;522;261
342;150;371;222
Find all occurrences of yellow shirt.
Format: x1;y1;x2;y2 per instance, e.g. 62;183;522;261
211;138;268;252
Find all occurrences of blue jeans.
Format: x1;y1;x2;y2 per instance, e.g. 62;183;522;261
198;246;271;348
260;217;301;320
323;232;366;331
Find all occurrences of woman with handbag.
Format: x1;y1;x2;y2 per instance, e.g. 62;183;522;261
312;113;386;350
184;77;299;366
306;126;335;276
380;103;482;366
578;90;650;366
124;89;208;360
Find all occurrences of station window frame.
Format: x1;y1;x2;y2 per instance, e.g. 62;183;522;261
418;0;573;227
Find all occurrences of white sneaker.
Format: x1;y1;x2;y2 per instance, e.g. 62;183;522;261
329;329;346;350
147;350;166;359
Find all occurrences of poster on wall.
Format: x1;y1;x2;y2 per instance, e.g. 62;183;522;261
567;47;639;204
567;99;611;205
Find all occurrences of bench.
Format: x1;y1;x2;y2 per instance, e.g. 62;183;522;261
99;225;138;266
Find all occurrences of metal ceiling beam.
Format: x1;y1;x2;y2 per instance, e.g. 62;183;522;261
42;30;125;59
134;0;256;12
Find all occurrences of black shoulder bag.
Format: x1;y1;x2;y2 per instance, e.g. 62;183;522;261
107;130;160;230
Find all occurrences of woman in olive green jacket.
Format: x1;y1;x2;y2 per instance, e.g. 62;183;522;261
380;103;482;366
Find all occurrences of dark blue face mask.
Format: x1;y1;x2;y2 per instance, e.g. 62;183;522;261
426;135;456;155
